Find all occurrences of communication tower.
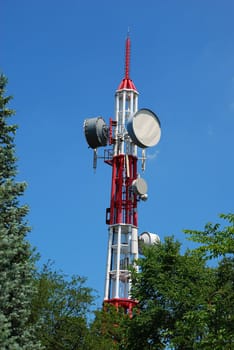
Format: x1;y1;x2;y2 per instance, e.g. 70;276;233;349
83;35;161;314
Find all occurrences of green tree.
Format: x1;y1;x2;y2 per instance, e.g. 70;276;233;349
88;304;129;350
184;214;234;349
0;74;42;349
127;237;215;349
31;261;96;350
126;214;234;349
184;213;234;259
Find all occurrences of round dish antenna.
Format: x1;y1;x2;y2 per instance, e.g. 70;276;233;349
131;178;148;200
84;117;108;149
127;108;161;148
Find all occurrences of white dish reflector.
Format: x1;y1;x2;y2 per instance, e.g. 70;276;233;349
127;108;161;148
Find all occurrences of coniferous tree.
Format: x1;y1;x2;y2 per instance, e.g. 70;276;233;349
0;74;42;349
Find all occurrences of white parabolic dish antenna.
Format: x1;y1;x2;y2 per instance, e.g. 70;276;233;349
127;108;161;148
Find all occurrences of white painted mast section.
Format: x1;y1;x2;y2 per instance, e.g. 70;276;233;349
104;227;113;300
115;225;122;298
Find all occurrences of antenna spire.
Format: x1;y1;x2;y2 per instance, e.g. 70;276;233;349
125;32;130;79
117;31;137;91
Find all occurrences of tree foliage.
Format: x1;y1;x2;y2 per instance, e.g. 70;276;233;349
183;214;234;348
128;237;214;349
31;261;96;350
88;304;130;350
184;213;234;259
0;74;42;349
125;215;234;349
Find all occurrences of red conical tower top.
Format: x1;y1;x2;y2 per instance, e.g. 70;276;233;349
117;35;137;91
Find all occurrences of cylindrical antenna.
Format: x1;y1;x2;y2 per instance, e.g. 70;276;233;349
93;149;97;171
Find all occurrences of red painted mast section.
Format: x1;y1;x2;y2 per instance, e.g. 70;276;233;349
118;36;137;91
108;155;138;226
125;36;130;79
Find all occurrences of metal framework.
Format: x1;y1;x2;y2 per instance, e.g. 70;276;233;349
84;35;161;315
104;36;140;313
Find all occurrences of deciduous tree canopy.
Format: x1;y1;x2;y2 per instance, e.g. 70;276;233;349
30;261;96;350
126;215;234;349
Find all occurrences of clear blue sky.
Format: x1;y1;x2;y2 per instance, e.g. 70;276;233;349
2;0;234;307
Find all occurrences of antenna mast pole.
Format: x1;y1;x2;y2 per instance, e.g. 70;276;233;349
104;35;139;313
83;35;161;315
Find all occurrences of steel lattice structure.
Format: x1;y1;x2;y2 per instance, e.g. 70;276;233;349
84;35;161;314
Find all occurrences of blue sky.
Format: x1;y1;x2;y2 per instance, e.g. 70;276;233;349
2;1;234;307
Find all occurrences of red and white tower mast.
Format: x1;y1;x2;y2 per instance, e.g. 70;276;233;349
84;35;161;314
104;35;139;313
